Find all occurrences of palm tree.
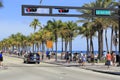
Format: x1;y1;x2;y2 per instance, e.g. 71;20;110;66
78;22;97;55
59;22;65;53
30;18;41;32
65;21;78;54
78;24;90;55
59;22;69;59
30;18;41;52
110;19;118;53
29;33;36;52
46;19;63;61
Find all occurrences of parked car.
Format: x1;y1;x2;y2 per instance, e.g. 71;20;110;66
23;53;40;64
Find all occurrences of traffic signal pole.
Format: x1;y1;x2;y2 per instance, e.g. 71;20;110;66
22;5;120;62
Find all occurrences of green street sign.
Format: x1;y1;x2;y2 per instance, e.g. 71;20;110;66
95;10;111;16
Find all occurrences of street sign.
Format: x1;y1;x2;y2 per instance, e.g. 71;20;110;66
46;40;53;48
95;9;111;16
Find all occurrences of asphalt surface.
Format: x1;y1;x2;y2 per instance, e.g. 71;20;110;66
0;56;120;80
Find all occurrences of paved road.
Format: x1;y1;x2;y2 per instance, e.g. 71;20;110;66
0;56;120;80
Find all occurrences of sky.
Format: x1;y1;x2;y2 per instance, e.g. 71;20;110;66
0;0;118;51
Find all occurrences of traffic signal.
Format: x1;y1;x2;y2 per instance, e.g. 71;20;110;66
58;9;69;13
26;8;37;12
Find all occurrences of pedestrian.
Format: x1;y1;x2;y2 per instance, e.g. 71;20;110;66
78;53;82;65
37;51;40;63
0;51;3;68
81;54;86;66
94;53;98;63
111;51;116;66
65;52;70;63
46;51;50;59
106;52;111;68
41;51;44;60
91;53;94;65
69;52;72;62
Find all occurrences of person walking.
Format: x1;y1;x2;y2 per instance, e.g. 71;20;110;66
91;53;94;65
65;52;70;63
111;51;116;66
81;54;86;66
106;52;111;68
0;51;3;68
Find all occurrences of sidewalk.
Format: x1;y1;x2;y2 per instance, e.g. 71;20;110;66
43;59;120;75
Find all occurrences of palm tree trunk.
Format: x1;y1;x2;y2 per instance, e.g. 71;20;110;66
42;41;45;52
55;34;58;61
70;37;72;54
98;29;103;60
61;36;64;59
41;41;45;60
61;36;64;52
69;36;72;61
90;38;92;54
70;37;73;60
115;27;118;54
90;35;94;54
65;39;68;53
100;29;103;60
105;29;109;52
12;45;14;52
32;43;34;52
90;36;94;53
86;37;89;55
110;26;113;53
69;40;70;52
18;45;20;52
98;31;100;59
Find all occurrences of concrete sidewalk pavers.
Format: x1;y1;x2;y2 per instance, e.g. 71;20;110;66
43;59;120;75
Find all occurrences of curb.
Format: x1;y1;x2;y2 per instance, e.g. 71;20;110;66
83;68;120;75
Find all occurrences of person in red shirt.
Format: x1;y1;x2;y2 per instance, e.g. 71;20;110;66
106;52;111;68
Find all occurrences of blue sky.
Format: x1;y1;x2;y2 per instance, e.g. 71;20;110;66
0;0;117;51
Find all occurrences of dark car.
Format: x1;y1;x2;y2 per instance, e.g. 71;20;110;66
23;53;40;64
